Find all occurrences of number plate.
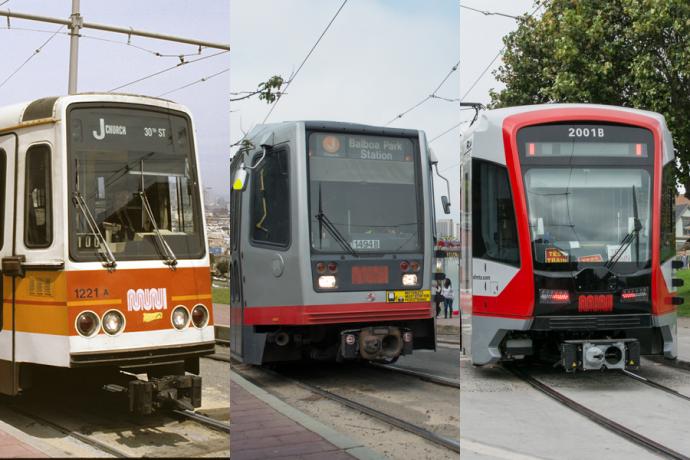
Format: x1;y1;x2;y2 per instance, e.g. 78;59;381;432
386;290;431;303
351;239;380;249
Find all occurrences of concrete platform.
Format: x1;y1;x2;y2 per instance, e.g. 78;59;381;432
678;316;690;360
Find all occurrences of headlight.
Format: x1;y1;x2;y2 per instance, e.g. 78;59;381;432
191;304;209;328
318;275;337;289
102;310;125;336
402;274;418;286
76;311;100;337
171;306;190;330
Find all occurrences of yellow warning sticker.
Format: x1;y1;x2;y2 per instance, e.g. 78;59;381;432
386;290;431;303
143;312;163;323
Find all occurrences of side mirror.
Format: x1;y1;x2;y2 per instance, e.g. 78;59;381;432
232;167;248;191
441;196;451;214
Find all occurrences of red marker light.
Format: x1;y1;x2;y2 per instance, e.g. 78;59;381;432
400;261;410;272
528;143;536;156
635;144;642;156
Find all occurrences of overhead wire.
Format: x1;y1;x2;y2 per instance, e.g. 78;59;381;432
158;68;228;97
385;59;460;126
460;4;520;19
0;24;64;90
108;49;228;92
261;0;348;124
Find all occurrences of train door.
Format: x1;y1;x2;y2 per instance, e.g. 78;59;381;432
0;134;17;395
230;155;244;357
459;148;471;351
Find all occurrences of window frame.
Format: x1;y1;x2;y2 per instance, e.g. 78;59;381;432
471;158;520;268
248;146;291;250
24;143;52;249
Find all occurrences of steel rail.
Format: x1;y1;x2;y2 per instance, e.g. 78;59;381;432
621;369;690;403
645;356;690;373
369;363;460;389
172;409;230;433
506;365;690;460
239;367;460;453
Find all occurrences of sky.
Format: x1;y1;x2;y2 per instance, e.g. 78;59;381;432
0;0;229;201
231;0;460;220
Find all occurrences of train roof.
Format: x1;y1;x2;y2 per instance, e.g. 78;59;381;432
247;120;424;140
0;93;190;131
462;103;669;138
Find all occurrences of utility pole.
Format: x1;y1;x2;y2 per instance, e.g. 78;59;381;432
68;0;82;94
0;5;230;95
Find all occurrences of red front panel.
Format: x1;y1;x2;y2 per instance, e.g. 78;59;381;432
244;302;432;325
474;107;670;319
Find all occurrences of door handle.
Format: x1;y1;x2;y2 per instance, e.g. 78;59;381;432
2;255;26;277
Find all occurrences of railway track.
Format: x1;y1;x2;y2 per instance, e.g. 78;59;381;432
173;408;231;433
236;365;460;454
368;362;460;389
645;356;690;373
506;365;690;460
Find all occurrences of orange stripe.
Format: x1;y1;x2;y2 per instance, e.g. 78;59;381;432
2;303;69;335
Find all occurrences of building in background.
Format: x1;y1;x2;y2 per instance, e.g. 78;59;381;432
437;218;455;239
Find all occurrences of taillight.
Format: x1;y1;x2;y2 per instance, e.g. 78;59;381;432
316;262;326;274
539;289;570;304
410;261;420;272
400;260;409;271
76;311;100;337
191;304;209;328
621;287;648;302
327;262;338;273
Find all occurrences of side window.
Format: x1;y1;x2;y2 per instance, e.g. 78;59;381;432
25;144;52;248
250;148;289;247
660;163;675;262
472;159;519;266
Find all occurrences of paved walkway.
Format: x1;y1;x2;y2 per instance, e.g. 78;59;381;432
0;430;47;458
230;371;383;460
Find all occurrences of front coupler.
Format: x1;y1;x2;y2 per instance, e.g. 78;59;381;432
128;374;202;415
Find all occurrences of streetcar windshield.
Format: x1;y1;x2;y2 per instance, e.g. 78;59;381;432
308;131;421;253
524;168;651;271
68;106;205;262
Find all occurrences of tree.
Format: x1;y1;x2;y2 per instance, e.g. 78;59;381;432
491;0;690;193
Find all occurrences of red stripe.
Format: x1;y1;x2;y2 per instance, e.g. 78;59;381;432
243;302;432;325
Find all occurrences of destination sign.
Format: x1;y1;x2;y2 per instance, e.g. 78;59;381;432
309;132;414;162
69;107;189;151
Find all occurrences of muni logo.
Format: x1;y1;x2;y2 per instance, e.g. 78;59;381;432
127;288;168;312
578;294;613;313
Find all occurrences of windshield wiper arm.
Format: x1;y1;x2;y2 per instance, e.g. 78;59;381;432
72;185;117;268
316;184;357;256
606;185;643;270
139;160;177;267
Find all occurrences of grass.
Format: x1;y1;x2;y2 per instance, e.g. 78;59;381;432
674;269;690;317
212;286;230;305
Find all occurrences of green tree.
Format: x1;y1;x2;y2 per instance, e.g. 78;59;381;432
491;0;690;192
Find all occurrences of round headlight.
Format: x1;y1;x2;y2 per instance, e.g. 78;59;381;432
102;310;125;336
76;311;100;337
191;304;209;328
171;306;190;330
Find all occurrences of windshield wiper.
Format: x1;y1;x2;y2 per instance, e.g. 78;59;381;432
606;185;643;271
315;184;358;256
140;160;178;267
72;160;116;269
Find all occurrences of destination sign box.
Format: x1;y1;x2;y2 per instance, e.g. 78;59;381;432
70;108;189;151
309;132;414;162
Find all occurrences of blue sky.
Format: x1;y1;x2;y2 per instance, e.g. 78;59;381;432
0;0;229;199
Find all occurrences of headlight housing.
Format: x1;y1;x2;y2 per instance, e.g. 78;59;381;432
402;274;418;286
171;306;190;330
191;304;209;328
318;275;337;289
76;311;100;337
102;309;125;336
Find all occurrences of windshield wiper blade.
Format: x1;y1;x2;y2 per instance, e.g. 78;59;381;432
606;185;643;270
73;191;117;269
140;160;177;267
316;184;357;256
73;159;116;269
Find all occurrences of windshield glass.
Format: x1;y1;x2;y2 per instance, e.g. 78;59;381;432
68;106;204;261
524;168;651;271
308;131;421;253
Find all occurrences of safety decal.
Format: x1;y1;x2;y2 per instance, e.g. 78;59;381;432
545;248;568;263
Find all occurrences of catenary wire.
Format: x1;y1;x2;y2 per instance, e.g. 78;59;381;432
0;24;63;89
158;68;228;97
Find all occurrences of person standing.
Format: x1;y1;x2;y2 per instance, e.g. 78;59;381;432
442;278;454;319
433;280;443;318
